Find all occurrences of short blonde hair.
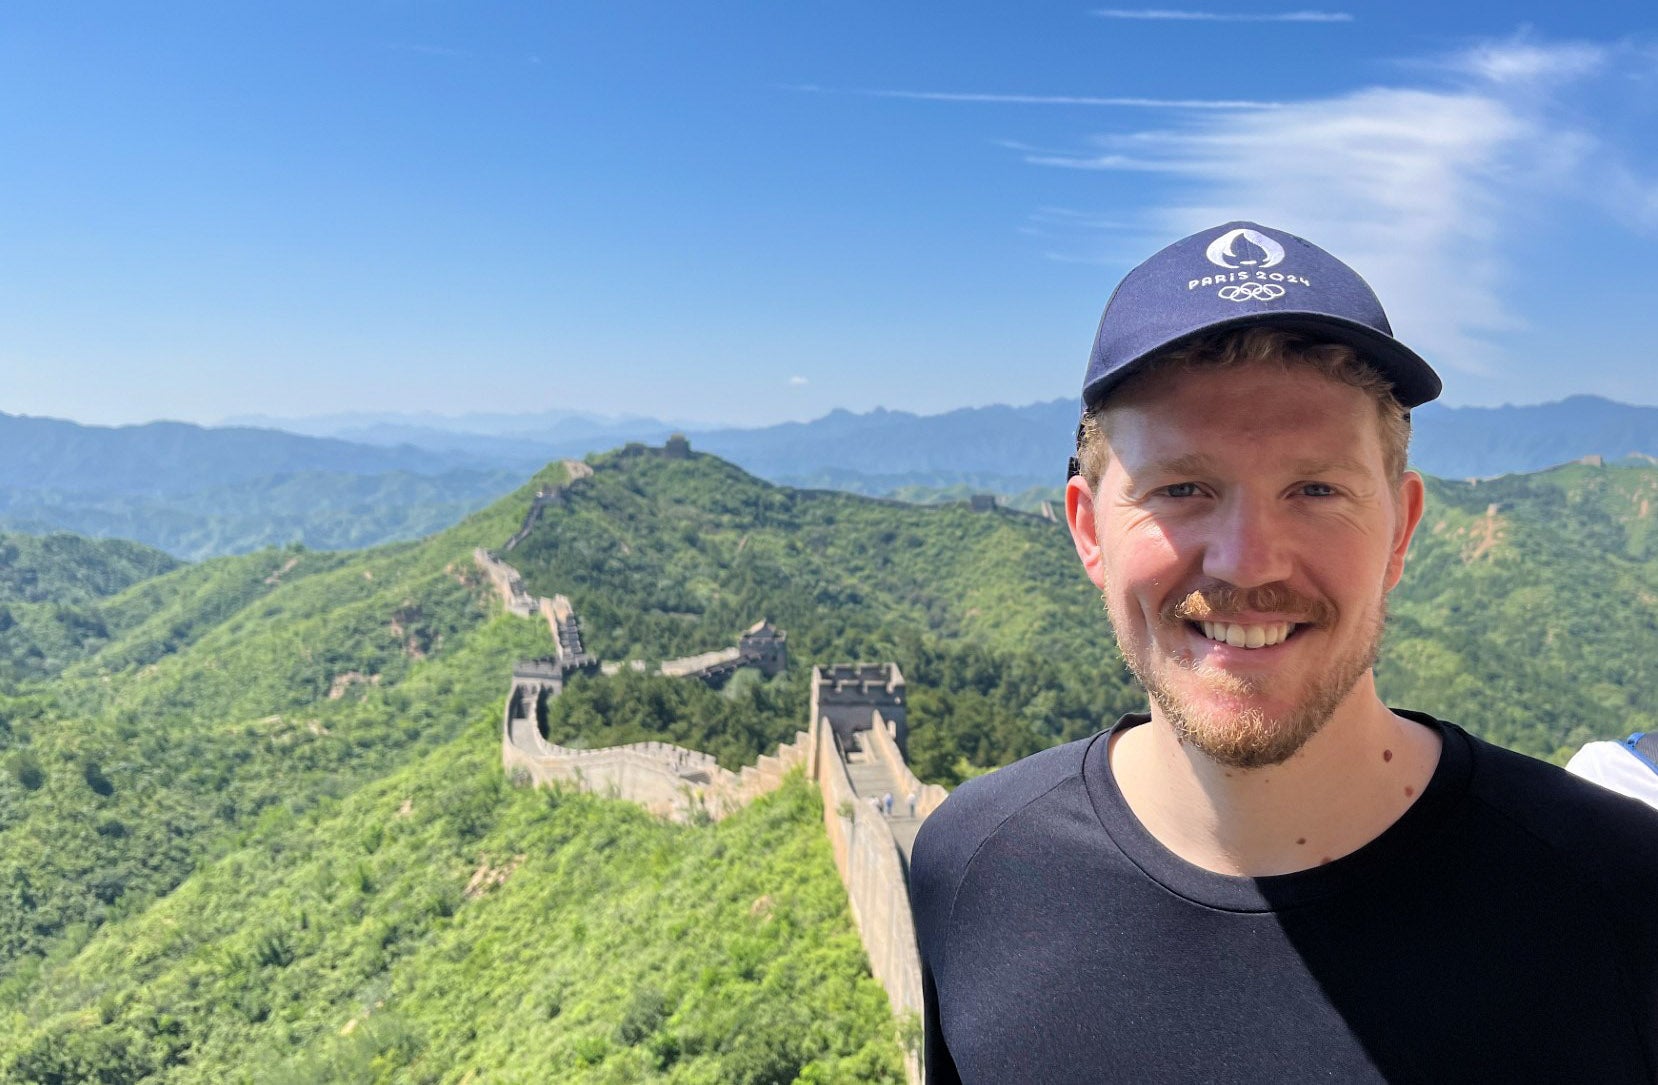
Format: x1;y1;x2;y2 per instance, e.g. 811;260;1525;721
1075;327;1412;488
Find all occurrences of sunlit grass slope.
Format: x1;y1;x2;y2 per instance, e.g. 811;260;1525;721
2;717;901;1084
0;464;570;980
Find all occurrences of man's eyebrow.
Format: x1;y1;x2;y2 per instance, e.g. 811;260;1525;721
1139;452;1216;476
1287;455;1371;476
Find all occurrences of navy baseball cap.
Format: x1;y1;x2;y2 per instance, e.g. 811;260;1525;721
1080;221;1442;413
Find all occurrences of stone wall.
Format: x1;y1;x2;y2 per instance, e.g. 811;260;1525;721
483;467;928;1081
813;718;925;1084
504;459;593;551
502;685;812;822
474;547;537;617
539;593;595;665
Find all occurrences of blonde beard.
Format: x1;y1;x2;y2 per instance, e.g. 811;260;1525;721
1104;589;1385;769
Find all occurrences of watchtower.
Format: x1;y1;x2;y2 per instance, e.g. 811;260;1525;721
810;663;907;754
504;659;564;745
738;619;788;677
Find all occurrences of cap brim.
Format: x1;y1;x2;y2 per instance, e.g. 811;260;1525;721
1082;309;1442;411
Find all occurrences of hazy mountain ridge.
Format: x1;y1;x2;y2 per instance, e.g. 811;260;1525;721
228;394;1658;488
0;467;527;561
0;412;497;496
9;396;1658;558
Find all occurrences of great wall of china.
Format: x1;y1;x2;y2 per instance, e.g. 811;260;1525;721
474;454;944;1083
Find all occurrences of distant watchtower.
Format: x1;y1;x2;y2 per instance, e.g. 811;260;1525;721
738;619;788;677
504;659;565;747
811;663;907;755
663;433;692;459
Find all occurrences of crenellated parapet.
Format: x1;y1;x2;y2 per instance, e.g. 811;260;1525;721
501;679;812;822
811;662;907;757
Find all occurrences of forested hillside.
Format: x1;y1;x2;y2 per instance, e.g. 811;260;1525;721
0;468;527;561
0;460;903;1082
1381;464;1658;759
0;445;1654;1081
0;533;182;681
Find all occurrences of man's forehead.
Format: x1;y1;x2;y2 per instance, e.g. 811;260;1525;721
1104;360;1372;427
1100;368;1385;465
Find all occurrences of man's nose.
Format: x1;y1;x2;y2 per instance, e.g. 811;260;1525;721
1201;497;1292;589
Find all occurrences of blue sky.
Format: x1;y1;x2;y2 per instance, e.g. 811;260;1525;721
3;2;1656;428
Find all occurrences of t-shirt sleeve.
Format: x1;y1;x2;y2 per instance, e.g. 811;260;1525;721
921;951;963;1084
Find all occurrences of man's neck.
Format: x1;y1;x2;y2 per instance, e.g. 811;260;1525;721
1108;677;1443;877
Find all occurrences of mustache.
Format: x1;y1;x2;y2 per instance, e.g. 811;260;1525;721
1165;584;1335;626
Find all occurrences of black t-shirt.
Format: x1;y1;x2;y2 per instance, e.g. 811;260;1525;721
910;712;1658;1084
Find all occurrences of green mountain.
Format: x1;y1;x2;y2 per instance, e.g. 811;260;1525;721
0;445;1654;1082
0;468;528;561
1380;464;1658;759
0;460;909;1083
0;533;182;682
0;414;497;495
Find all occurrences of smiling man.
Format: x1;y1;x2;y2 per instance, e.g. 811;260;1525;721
908;223;1658;1083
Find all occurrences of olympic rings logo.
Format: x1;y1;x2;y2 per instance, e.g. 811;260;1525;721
1217;282;1286;302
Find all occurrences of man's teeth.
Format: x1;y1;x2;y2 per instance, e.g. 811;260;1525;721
1199;621;1294;649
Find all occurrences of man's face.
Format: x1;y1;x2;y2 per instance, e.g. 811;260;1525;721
1065;361;1424;768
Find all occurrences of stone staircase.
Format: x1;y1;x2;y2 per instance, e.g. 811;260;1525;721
845;743;922;863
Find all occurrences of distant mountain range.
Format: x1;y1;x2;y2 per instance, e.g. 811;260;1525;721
0;412;490;495
6;395;1658;557
1409;396;1658;478
228;394;1658;488
0;412;525;558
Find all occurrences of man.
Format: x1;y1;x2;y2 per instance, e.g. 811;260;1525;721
909;222;1658;1083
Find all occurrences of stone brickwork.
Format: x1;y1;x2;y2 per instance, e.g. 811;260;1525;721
864;706;950;823
808;664;930;1083
737;619;787;677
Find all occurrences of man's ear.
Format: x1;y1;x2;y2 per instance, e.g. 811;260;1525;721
1385;470;1426;592
1066;473;1107;591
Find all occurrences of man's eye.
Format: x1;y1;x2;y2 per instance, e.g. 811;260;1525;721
1160;482;1202;498
1300;482;1337;497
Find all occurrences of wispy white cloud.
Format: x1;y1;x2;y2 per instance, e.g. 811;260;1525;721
1447;38;1606;85
1024;85;1582;376
989;37;1658;385
788;375;809;386
1093;9;1353;22
788;85;1282;110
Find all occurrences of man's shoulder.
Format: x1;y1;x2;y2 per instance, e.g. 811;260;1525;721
910;734;1099;893
1455;724;1658;879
